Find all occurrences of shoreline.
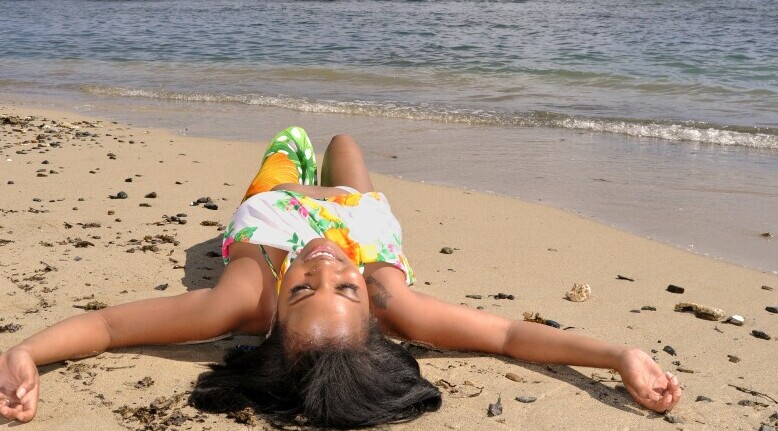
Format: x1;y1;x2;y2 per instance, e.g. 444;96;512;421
2;90;777;275
1;102;777;430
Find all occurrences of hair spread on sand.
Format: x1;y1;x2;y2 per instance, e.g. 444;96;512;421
189;320;441;428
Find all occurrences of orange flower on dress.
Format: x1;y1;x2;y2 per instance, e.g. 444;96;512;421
243;153;300;202
324;227;360;266
326;193;362;207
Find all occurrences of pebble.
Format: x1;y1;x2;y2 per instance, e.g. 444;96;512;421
565;283;591;302
139;203;151;207
663;345;677;356
6;181;13;184
195;197;211;204
515;396;537;403
176;213;187;218
675;302;725;321
144;192;157;199
505;373;523;383
666;284;685;294
763;286;774;291
726;315;745;326
545;320;561;329
125;178;132;182
695;395;713;402
487;396;502;417
465;294;482;299
728;354;741;363
440;247;454;254
751;330;771;340
154;283;169;291
766;306;778;314
115;191;128;199
758;425;775;431
203;202;218;210
641;306;657;311
664;415;682;424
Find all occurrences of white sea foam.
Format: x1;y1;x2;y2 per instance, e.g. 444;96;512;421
81;85;778;150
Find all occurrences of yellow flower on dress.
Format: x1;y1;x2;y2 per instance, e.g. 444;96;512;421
326;193;362;207
243;153;299;202
359;244;378;262
300;196;341;223
324;227;360;266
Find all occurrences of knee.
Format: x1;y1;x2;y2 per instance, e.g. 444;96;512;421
327;134;361;152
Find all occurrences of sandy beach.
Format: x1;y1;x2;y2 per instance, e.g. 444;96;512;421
1;102;777;431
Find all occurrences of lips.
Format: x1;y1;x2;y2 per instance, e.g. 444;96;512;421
303;244;340;262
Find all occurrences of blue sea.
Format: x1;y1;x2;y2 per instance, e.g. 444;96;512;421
1;0;776;271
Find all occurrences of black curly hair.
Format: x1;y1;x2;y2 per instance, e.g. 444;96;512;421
190;320;441;428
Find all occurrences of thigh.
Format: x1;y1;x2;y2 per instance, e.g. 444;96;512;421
321;134;375;193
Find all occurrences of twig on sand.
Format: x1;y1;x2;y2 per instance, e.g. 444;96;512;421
728;384;777;404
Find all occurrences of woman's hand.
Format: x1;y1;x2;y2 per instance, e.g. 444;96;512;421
617;348;682;412
0;346;40;422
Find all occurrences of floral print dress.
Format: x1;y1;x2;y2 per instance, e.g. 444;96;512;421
222;127;414;291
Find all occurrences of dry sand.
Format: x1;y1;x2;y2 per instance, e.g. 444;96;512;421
1;102;776;430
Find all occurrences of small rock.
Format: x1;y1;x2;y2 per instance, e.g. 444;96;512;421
675;302;725;321
505;373;523;383
203;202;218;210
761;232;773;238
666;285;685;294
487;396;502;417
726;315;745;326
115;191;128;199
565;283;591;302
144;192;157;199
491;293;515;300
139;203;151;207
663;345;677;356
664;414;682;424
695;395;713;402
752;330;771;340
440;247;454;254
200;220;219;226
176;213;187;218
134;376;154;389
0;323;22;333
195;197;211;203
766;306;778;314
758;424;775;431
763;285;774;291
7;181;14;184
465;294;482;299
124;178;132;182
641;306;657;311
515;396;537;403
676;367;695;373
154;283;169;291
545;320;561;329
728;354;741;363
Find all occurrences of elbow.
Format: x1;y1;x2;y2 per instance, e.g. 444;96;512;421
500;320;519;357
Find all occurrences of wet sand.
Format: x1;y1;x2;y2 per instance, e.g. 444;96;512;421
1;102;777;430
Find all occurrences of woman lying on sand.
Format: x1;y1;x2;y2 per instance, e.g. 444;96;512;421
0;127;681;426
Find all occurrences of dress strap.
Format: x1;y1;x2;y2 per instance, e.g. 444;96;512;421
259;244;280;281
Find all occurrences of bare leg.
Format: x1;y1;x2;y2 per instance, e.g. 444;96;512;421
321;134;375;193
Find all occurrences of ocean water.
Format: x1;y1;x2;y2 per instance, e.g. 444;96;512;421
0;0;776;272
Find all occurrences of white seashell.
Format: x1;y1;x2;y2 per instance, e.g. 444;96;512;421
726;315;745;326
566;283;591;302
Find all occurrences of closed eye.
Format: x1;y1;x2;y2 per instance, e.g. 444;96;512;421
290;284;312;294
336;283;359;292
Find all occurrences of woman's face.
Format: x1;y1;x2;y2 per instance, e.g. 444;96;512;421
276;238;370;350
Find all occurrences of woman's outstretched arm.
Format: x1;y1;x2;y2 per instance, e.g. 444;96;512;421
0;247;267;422
365;265;682;413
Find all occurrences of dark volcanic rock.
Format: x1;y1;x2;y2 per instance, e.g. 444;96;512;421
663;345;677;356
440;247;454;254
666;285;685;294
